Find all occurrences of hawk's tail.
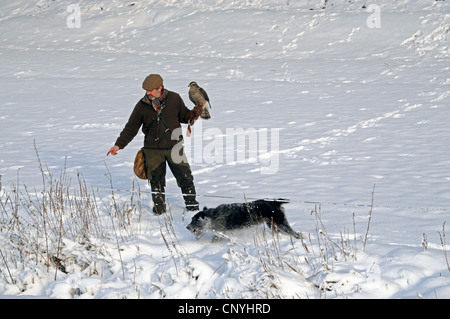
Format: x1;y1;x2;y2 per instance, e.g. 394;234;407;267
200;101;211;120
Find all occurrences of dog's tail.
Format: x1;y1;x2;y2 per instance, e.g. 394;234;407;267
264;198;290;206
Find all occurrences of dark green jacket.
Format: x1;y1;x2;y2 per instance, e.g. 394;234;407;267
115;91;191;150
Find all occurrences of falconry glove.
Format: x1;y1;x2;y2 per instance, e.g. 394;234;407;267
185;105;202;137
186;105;203;126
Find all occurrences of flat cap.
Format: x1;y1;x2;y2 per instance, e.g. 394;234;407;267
142;74;163;91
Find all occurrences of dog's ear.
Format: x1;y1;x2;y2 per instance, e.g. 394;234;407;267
203;206;208;211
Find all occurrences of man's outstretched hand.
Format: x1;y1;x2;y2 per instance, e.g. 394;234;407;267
107;145;120;156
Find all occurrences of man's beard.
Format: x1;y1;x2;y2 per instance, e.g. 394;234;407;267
148;92;160;100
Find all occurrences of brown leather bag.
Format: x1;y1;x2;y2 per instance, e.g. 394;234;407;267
134;148;147;179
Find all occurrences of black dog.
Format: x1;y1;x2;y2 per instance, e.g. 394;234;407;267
186;199;301;240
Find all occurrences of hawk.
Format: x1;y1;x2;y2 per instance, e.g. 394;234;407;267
188;81;211;120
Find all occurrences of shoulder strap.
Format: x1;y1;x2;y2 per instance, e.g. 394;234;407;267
144;99;166;141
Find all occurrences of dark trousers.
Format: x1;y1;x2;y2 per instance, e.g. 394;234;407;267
143;148;198;214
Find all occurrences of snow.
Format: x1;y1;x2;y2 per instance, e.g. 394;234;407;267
0;0;449;299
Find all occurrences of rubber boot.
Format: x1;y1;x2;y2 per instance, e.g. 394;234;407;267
182;185;199;211
151;183;166;215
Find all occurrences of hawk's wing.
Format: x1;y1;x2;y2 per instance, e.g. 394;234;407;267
199;87;210;107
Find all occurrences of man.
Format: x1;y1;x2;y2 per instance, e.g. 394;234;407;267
107;74;202;214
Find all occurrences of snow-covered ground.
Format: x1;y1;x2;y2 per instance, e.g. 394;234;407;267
0;0;449;299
